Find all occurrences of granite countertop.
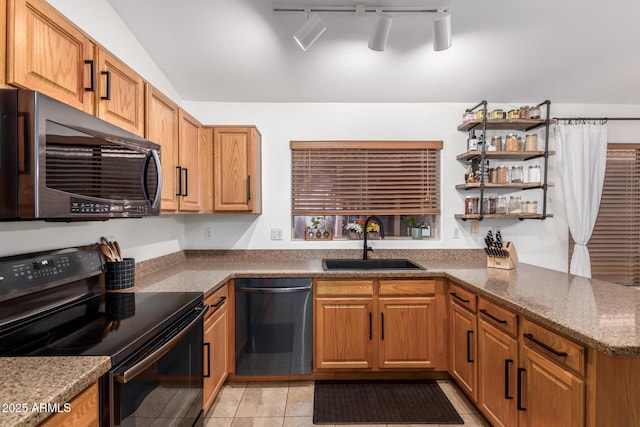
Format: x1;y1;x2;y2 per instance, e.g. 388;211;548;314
0;356;110;427
134;250;640;357
3;249;639;427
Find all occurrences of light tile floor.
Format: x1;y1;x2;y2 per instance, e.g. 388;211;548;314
204;381;490;427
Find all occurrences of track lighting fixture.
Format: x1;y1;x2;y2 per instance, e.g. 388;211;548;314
293;12;327;51
368;13;392;51
275;3;452;52
433;13;452;51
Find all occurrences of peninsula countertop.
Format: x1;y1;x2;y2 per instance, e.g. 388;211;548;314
134;250;640;357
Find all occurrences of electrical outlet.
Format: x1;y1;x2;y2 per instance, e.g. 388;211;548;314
271;228;283;240
204;227;213;240
453;226;461;239
470;220;480;234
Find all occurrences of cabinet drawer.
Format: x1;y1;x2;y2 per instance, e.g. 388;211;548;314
521;318;586;376
316;280;374;297
379;279;435;296
39;382;98;427
205;284;228;318
478;298;517;337
448;282;477;313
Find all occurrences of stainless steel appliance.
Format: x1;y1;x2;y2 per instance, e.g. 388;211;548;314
0;89;162;220
0;246;206;426
235;278;312;376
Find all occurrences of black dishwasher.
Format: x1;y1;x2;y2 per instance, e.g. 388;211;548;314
235;278;312;375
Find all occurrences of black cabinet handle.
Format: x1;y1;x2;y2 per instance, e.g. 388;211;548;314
517;368;526;411
466;330;474;363
203;342;211;378
381;312;385;340
505;359;514;400
176;166;183;196
84;60;95;92
182;168;189;196
247;175;251;203
480;308;508;324
100;70;111;100
450;292;470;303
369;312;372;340
211;295;227;308
524;333;568;357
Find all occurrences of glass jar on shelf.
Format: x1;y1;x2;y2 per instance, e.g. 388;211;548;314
508;196;523;214
528;165;541;183
510;165;524;183
496;165;509;184
496;196;507;214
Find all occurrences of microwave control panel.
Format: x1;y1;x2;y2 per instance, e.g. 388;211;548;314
70;198;149;216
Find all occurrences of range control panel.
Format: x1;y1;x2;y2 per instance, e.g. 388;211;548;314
0;247;103;298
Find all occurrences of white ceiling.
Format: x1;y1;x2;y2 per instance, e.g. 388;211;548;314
106;0;640;104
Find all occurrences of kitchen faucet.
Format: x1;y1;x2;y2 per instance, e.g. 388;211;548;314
362;216;385;260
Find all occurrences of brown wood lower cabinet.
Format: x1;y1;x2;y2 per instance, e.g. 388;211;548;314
203;284;229;413
314;279;442;371
477;318;518;427
449;297;477;400
38;382;98;427
518;345;585;427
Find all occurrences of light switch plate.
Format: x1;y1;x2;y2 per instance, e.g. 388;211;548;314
271;228;283;240
470;220;480;234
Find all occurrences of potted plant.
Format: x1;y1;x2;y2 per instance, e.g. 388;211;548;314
407;216;423;240
305;216;333;240
345;219;381;240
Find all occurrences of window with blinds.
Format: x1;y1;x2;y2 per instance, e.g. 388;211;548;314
575;144;640;286
290;141;442;216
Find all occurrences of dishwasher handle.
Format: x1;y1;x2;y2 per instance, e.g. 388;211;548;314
237;286;311;294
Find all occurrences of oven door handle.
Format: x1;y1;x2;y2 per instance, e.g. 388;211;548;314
115;305;209;384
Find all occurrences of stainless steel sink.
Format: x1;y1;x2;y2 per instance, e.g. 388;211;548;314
322;258;425;271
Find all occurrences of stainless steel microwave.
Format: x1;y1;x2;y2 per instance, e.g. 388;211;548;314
0;89;162;220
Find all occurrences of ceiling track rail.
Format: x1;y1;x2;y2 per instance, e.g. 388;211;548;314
273;6;448;14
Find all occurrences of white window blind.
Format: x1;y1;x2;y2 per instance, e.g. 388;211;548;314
291;141;442;216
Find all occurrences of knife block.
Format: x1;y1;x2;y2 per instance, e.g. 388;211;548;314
487;241;518;270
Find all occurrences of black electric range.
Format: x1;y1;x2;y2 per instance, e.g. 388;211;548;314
0;246;206;427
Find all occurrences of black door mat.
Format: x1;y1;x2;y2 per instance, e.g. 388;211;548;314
313;380;464;425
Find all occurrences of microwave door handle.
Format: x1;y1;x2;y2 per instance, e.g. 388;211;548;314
115;305;209;384
142;149;162;209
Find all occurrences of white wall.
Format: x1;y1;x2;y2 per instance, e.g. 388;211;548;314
182;101;640;273
2;1;637;272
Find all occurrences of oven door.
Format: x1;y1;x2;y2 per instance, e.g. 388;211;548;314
106;305;208;427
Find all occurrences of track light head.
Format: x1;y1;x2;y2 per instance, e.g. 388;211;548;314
433;13;452;51
293;12;327;51
368;13;392;51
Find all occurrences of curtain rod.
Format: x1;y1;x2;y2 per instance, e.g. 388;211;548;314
554;117;640;121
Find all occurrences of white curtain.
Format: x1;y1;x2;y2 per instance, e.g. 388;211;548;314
556;122;608;278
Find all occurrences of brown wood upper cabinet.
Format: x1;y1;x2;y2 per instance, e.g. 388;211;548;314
145;86;180;211
7;0;145;136
6;0;95;113
96;48;145;136
177;109;203;212
212;126;262;213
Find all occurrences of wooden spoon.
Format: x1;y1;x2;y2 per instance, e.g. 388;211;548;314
99;243;115;263
112;241;123;262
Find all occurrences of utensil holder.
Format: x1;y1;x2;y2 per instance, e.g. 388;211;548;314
487;242;518;270
105;258;135;290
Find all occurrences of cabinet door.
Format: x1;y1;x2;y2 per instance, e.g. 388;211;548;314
477;319;518;427
7;0;95;113
213;127;261;212
146;86;180;212
450;302;477;401
378;297;436;369
96;48;144;136
203;303;228;414
315;297;375;370
178;109;202;212
518;346;585;427
39;382;99;427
